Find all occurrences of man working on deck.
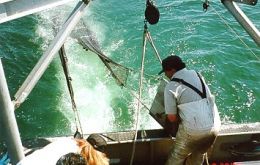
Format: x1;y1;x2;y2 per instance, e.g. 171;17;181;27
159;55;221;165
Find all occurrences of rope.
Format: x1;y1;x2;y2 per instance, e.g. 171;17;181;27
210;2;259;61
204;152;210;165
145;23;162;64
126;85;152;112
129;23;148;165
59;45;84;137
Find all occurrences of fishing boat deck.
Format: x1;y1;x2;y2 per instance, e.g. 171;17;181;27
22;123;260;165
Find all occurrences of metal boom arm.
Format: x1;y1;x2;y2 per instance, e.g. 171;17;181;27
0;0;74;24
222;0;260;46
0;1;90;164
14;0;90;107
0;60;24;164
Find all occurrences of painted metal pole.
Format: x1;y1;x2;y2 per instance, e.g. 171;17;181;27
0;59;25;164
0;0;74;24
14;0;90;107
222;0;260;46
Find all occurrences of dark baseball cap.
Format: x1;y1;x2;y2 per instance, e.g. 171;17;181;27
158;55;185;75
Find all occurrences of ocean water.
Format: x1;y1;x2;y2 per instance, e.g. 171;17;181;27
0;0;259;140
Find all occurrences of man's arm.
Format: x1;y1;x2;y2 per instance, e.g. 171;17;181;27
164;83;180;136
164;114;179;137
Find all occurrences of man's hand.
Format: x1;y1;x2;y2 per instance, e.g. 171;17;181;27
167;114;179;122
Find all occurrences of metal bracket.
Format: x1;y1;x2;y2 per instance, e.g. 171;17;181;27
233;0;257;6
82;0;90;5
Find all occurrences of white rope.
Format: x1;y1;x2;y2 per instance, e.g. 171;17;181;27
211;3;259;61
129;27;147;165
205;152;210;165
126;85;152;112
146;30;162;63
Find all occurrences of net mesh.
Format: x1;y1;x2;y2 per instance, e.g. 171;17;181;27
51;17;131;87
71;21;131;87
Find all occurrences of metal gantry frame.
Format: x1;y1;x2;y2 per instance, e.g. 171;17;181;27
0;0;90;164
0;60;24;164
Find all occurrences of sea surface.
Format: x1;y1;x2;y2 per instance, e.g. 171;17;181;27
0;0;259;140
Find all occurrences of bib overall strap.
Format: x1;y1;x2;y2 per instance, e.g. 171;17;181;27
171;72;206;99
196;72;206;98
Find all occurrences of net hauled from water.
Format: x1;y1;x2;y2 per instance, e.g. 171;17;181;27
71;21;131;87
